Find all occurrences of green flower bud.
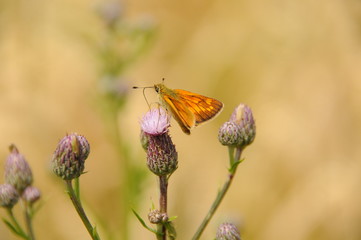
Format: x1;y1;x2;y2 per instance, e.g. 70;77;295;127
218;122;242;146
52;133;90;180
146;134;178;176
5;145;33;194
22;186;41;205
0;184;19;209
148;209;168;224
216;222;241;240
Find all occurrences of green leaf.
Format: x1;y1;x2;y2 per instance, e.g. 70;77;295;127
132;209;158;234
168;215;178;222
229;158;244;173
3;218;19;235
2;218;27;238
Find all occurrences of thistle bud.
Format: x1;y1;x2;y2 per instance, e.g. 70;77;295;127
218;121;242;146
140;107;178;176
229;104;255;147
5;145;33;194
216;222;241;240
52;133;90;180
22;186;41;205
148;209;168;224
146;133;178;176
0;184;19;209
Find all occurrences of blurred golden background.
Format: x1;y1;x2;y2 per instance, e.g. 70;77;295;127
1;0;361;239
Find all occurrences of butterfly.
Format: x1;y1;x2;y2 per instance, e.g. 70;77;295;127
135;82;224;134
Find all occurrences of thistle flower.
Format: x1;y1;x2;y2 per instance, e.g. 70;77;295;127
148;209;168;224
218;121;242;146
52;133;90;180
22;186;41;205
141;107;170;136
216;222;241;240
219;104;256;148
0;184;19;209
5;145;33;194
140;107;177;176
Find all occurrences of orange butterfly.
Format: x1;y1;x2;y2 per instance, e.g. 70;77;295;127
135;82;224;134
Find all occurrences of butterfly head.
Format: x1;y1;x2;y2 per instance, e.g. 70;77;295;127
154;83;164;94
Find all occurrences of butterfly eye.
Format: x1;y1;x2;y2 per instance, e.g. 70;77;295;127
154;86;160;93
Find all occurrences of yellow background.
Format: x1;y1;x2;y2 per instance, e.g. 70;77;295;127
1;0;361;239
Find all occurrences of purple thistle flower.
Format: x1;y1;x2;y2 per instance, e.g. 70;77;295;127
140;107;170;136
140;107;177;176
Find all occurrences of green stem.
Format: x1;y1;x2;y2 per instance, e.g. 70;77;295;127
74;177;80;200
6;208;28;239
65;180;101;240
192;147;243;240
24;203;35;240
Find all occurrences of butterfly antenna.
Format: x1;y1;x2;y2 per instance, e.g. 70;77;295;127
133;85;154;109
143;88;151;109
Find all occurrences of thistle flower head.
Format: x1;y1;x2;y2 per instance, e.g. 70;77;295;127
22;186;41;205
140;107;177;176
52;133;90;180
219;104;256;148
0;184;19;209
5;145;33;194
216;222;241;240
146;134;178;176
140;107;170;136
218;121;242;146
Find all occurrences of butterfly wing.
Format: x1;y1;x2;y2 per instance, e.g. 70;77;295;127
174;89;224;126
161;94;195;134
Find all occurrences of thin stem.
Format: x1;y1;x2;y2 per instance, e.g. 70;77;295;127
228;147;235;167
159;175;168;240
74;177;80;200
192;147;243;240
65;180;101;240
24;203;35;240
6;208;28;239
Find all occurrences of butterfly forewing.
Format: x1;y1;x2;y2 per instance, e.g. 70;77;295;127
161;94;195;134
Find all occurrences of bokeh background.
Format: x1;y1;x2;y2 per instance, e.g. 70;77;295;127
1;0;361;239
